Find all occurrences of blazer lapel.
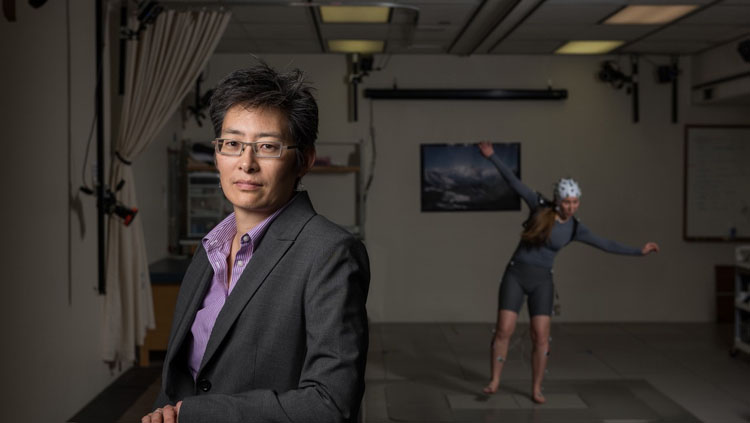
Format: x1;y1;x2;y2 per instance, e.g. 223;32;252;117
198;192;317;373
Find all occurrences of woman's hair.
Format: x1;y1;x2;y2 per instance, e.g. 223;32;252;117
521;206;556;246
209;60;319;168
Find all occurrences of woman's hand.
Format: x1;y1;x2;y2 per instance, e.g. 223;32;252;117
642;242;660;255
478;141;494;158
142;401;182;423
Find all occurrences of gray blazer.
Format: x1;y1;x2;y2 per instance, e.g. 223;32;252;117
155;192;370;423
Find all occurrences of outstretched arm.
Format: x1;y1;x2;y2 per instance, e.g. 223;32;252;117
574;222;658;256
478;141;538;209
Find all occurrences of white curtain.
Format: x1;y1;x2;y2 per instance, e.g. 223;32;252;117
102;8;231;364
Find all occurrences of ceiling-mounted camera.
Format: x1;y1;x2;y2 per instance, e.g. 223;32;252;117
597;61;632;91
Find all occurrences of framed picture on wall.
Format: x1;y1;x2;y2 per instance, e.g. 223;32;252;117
420;142;521;212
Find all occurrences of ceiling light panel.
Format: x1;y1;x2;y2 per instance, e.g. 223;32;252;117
328;40;385;53
604;5;699;25
555;40;624;54
320;6;390;23
320;24;390;39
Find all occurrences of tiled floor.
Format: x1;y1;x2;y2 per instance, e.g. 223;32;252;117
71;323;750;423
365;323;750;423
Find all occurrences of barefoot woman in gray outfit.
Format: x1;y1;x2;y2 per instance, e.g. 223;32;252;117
478;142;659;403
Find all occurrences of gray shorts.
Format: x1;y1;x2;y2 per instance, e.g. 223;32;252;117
498;260;554;316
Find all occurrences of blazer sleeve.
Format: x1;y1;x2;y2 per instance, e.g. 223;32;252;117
178;234;371;423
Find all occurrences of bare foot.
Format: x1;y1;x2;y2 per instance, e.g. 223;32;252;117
482;380;499;394
531;390;546;404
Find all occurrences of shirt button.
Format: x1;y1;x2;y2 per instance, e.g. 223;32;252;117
236;260;243;267
241;234;250;243
198;378;211;392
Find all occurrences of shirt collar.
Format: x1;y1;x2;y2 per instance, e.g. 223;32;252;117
201;192;299;253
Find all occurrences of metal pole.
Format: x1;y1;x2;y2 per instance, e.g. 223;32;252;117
96;0;106;294
671;56;678;124
631;55;639;123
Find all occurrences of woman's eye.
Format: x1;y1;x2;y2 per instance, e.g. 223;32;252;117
260;143;280;151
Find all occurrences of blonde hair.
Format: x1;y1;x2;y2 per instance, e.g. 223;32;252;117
521;207;556;246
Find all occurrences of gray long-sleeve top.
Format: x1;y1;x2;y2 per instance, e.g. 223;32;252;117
488;154;642;268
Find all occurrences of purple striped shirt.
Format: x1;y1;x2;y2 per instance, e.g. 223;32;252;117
187;197;294;380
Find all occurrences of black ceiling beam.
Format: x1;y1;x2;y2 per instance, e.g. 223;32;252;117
363;88;567;100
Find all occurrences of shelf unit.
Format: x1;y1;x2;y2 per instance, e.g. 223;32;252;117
186;171;233;238
732;249;750;357
309;141;365;240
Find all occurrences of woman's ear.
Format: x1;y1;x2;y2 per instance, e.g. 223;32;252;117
299;147;316;176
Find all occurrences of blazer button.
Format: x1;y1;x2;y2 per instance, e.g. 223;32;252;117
198;379;211;392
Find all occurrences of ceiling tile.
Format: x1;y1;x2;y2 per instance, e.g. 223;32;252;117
249;39;322;54
411;26;459;42
388;44;447;54
507;25;584;40
222;23;248;39
239;23;317;40
647;24;750;42
415;4;477;26
680;5;750;25
620;40;712;54
230;5;311;24
525;3;624;25
491;40;564;54
214;38;257;54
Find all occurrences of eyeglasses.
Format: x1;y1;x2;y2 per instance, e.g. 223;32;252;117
212;139;299;158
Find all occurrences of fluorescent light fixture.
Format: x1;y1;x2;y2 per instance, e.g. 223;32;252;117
604;5;698;25
555;40;624;55
328;40;385;54
320;6;390;23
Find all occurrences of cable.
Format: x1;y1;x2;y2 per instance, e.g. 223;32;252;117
363;99;377;205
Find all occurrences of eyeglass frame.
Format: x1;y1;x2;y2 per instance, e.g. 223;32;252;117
212;138;300;158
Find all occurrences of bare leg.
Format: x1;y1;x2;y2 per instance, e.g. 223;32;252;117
483;310;519;394
530;315;551;404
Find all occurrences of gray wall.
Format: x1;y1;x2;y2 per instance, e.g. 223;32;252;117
0;1;126;422
139;53;749;324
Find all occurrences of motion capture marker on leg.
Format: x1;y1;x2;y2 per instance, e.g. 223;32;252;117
496;355;504;363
